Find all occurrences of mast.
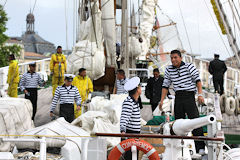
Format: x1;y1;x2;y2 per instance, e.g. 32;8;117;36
213;0;240;67
121;0;129;76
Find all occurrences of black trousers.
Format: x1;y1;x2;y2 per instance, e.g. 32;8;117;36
213;77;224;95
60;104;74;123
174;91;205;152
25;88;37;120
150;102;159;113
122;129;140;160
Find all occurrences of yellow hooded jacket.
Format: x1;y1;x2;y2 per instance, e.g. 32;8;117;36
50;53;66;77
7;60;19;85
72;75;93;102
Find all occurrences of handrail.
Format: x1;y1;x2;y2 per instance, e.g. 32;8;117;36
95;133;224;141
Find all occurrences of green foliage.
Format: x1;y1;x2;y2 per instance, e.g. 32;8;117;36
0;4;21;67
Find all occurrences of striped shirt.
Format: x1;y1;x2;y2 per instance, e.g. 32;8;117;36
120;96;141;132
50;85;81;112
19;71;44;91
116;78;129;94
162;61;201;92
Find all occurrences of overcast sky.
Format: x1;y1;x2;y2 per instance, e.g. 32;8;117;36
2;0;236;60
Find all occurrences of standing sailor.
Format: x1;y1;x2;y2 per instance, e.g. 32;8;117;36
145;68;164;113
159;49;205;154
208;54;227;95
113;69;129;94
120;77;142;160
72;68;93;118
19;62;45;120
50;74;81;123
7;54;19;97
50;46;67;96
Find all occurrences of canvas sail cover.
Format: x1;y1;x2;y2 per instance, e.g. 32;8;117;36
0;98;34;151
67;1;105;80
101;0;116;66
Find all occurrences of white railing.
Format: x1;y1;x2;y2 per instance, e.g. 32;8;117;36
0;58;51;91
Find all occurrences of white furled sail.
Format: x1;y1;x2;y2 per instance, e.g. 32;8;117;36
128;0;158;58
101;0;116;66
67;0;105;80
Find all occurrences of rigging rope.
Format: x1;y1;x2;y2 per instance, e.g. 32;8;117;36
177;0;193;53
32;0;37;13
203;0;232;58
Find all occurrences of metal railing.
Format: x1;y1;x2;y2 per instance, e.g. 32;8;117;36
0;58;51;91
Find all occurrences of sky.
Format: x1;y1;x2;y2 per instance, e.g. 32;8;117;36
2;0;237;60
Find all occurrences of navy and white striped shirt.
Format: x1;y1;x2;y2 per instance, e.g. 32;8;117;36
162;61;201;92
120;96;141;132
116;78;129;94
19;71;44;91
50;85;81;112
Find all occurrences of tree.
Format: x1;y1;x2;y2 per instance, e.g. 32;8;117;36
0;4;21;67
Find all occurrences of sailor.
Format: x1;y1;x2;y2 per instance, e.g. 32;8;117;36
113;69;129;94
50;46;67;96
145;68;164;113
208;54;227;95
158;49;205;154
50;74;81;123
19;62;45;120
7;54;19;97
72;68;93;118
120;77;141;160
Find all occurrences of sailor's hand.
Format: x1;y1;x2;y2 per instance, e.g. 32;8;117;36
24;89;28;94
158;101;163;111
77;105;81;111
198;95;204;104
50;112;54;117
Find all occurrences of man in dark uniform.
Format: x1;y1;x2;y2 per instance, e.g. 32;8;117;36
145;68;164;113
208;54;227;95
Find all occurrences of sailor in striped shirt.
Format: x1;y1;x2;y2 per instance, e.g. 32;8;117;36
19;62;44;120
50;74;81;123
113;69;129;94
159;49;205;153
120;77;142;159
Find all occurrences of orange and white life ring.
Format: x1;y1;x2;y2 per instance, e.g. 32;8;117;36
108;138;159;160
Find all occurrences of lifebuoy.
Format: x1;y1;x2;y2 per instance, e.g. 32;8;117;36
108;138;159;160
225;97;236;115
220;95;227;112
235;96;240;114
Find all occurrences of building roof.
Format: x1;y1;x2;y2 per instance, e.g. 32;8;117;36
21;33;56;54
24;52;50;60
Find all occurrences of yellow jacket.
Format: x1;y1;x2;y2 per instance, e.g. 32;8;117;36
50;53;67;77
72;75;93;102
7;60;19;84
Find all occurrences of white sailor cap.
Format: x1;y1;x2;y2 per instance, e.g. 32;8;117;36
64;74;75;82
29;62;36;66
124;77;140;91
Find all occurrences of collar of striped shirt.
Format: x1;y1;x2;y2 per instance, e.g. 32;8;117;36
171;61;185;68
62;84;73;89
27;71;36;74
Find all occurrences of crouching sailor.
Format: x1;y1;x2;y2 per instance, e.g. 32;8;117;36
50;74;81;123
120;77;142;160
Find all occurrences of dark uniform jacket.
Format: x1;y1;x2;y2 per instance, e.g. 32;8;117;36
145;76;164;104
208;59;227;80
